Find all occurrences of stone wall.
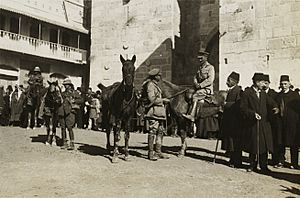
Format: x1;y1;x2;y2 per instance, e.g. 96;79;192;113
90;0;180;89
220;0;300;90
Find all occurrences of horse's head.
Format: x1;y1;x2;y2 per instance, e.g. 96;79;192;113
120;54;136;86
47;80;59;92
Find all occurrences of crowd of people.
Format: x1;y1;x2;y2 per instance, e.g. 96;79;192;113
0;54;299;173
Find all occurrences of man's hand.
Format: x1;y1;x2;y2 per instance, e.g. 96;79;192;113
272;108;279;114
162;98;170;104
255;113;261;120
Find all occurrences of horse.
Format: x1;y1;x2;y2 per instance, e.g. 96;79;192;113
99;55;137;163
38;81;62;145
160;80;227;156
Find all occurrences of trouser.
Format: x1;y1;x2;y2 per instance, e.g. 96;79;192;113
249;153;268;169
272;144;285;164
278;146;299;166
59;113;75;144
147;119;165;153
230;150;242;166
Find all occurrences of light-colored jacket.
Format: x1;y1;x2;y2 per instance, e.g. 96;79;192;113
144;80;166;120
194;61;215;94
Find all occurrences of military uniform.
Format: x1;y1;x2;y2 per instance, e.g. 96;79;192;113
58;79;81;150
193;61;215;101
144;68;169;160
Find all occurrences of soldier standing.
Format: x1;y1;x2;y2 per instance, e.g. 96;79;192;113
183;50;215;122
240;73;279;173
58;79;81;150
221;71;243;168
143;68;170;161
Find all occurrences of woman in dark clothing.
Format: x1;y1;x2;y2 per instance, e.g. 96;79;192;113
276;75;300;169
1;85;13;126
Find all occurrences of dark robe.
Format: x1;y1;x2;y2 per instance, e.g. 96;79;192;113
276;90;300;146
221;85;243;151
240;87;277;154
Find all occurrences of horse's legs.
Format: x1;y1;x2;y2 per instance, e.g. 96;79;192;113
51;113;58;146
124;120;130;161
112;123;121;163
44;116;51;145
179;129;187;157
106;126;112;151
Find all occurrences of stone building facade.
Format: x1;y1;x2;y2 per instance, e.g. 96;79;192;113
90;0;219;90
220;0;300;90
0;0;90;88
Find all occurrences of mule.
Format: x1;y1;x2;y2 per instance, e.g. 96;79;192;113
100;55;137;163
160;80;227;156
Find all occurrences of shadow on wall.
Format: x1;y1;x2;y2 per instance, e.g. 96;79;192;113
134;38;173;89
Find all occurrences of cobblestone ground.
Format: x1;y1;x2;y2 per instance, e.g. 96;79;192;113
0;126;299;198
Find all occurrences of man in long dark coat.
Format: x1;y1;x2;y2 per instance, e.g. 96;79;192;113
240;73;279;173
221;71;243;168
262;74;281;166
276;75;300;169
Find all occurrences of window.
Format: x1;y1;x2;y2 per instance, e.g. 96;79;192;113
10;17;19;34
49;29;58;43
30;23;39;39
61;31;70;46
0;14;5;30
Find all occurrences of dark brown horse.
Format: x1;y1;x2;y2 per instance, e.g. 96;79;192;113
160;80;227;156
99;55;137;163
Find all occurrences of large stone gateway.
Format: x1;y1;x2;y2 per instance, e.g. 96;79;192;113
90;0;219;90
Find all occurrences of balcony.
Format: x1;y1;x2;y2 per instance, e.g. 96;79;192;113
0;30;87;64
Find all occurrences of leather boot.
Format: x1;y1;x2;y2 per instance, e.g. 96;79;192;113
155;132;169;159
61;128;68;149
148;134;157;161
182;101;198;122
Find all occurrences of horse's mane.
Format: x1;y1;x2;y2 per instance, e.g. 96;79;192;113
160;80;187;98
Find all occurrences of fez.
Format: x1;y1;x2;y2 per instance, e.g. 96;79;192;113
280;75;290;82
148;68;161;76
252;73;264;81
263;74;270;83
228;71;240;82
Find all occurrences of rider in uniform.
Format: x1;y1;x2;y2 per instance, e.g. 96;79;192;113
183;50;215;122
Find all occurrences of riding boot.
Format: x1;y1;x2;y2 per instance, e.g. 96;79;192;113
148;133;157;161
182;101;198;122
61;128;68;149
155;132;169;159
67;129;75;150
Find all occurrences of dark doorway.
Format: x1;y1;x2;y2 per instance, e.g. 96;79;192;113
10;17;19;34
49;29;58;43
0;14;5;30
29;23;39;39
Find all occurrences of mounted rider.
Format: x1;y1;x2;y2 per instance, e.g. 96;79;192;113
183;50;215;122
27;66;43;101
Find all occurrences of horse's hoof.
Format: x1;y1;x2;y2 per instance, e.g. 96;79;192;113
112;156;118;163
124;155;130;161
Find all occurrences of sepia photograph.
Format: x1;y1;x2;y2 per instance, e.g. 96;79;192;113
0;0;299;197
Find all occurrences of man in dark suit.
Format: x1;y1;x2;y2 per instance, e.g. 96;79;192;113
221;71;243;168
240;73;279;173
262;74;281;166
276;75;300;169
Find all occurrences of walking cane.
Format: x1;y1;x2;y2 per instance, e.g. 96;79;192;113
213;138;219;164
256;119;260;170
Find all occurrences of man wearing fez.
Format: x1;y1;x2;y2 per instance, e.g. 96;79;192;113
58;79;82;150
143;68;170;161
221;71;243;168
183;50;215;122
240;73;279;173
262;74;281;166
276;75;300;169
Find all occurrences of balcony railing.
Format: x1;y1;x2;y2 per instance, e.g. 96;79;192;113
0;30;87;64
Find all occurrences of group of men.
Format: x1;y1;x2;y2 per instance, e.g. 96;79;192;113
143;49;299;173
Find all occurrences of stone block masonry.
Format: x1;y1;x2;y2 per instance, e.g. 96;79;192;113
220;0;300;90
